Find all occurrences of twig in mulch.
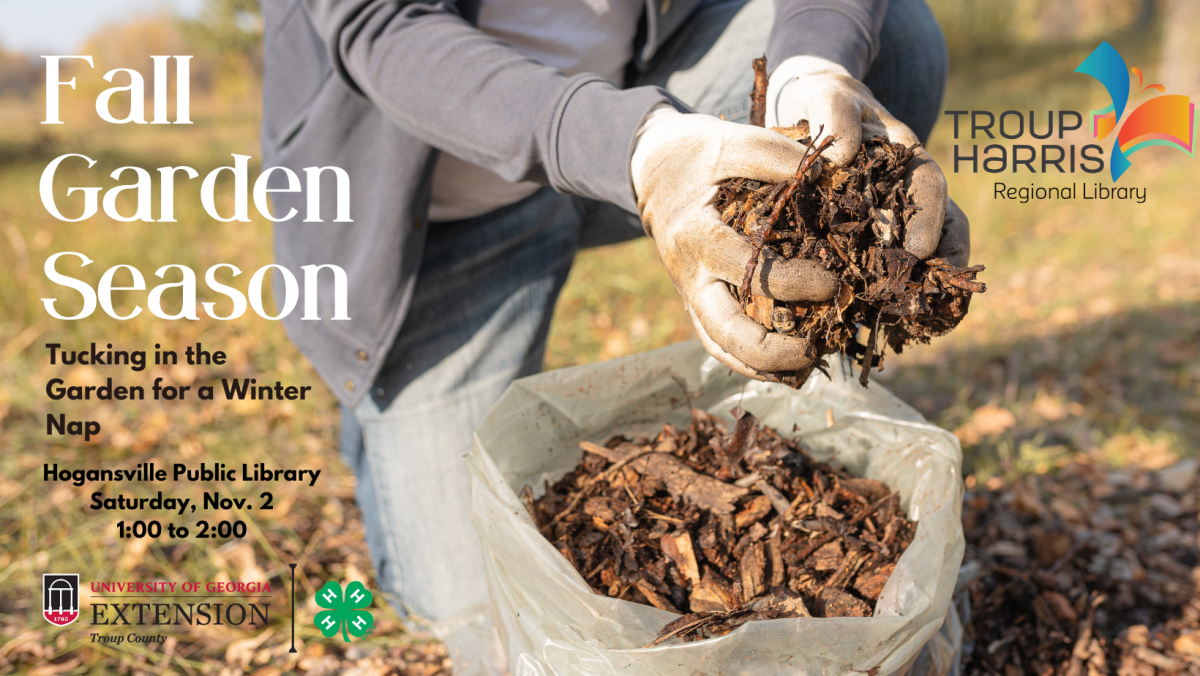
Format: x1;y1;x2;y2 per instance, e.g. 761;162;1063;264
525;408;916;643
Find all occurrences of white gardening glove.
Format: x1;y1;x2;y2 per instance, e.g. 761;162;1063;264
766;56;970;266
631;107;840;378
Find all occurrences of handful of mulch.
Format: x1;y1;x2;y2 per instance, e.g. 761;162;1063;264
722;57;986;388
524;407;916;644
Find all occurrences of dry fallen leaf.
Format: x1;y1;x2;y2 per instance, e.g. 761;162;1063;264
225;628;275;670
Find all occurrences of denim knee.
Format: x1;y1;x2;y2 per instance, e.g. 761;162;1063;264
864;0;949;143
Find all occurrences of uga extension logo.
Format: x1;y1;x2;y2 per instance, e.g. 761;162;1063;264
1076;41;1198;181
43;574;80;626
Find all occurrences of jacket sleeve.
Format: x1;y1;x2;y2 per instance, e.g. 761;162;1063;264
298;0;680;213
766;0;891;80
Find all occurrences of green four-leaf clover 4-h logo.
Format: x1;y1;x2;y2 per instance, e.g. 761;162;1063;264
314;580;375;642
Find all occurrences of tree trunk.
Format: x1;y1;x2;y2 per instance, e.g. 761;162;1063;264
1160;0;1200;94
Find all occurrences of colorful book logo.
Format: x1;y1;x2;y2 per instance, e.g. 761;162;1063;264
1075;41;1197;181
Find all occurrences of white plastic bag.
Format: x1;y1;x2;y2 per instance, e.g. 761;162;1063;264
468;341;964;676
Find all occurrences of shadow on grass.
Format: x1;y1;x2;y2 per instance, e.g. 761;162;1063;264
877;299;1200;477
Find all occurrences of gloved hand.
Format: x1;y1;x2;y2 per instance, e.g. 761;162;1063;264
766;56;970;266
631;107;840;378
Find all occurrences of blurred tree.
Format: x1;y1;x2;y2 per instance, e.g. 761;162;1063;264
80;14;188;74
926;0;1019;60
1160;0;1199;95
176;0;263;111
1133;0;1155;31
67;15;189;123
177;0;262;64
0;45;41;100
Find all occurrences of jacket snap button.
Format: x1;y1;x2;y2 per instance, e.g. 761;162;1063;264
344;380;355;392
357;350;368;362
660;0;670;14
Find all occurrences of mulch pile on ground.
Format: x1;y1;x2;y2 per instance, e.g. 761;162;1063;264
525;407;915;644
719;57;985;388
961;457;1200;675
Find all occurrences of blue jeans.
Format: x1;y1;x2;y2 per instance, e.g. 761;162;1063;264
340;0;947;668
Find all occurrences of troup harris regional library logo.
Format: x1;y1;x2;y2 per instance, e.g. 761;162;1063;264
43;574;80;627
1076;41;1198;181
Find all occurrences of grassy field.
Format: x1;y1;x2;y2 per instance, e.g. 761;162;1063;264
1;4;1197;674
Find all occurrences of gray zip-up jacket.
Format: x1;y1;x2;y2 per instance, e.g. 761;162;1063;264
261;0;888;408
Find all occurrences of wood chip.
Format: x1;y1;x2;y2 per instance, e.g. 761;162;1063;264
529;407;916;643
740;542;766;600
582;442;749;514
690;568;737;613
660;532;701;588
